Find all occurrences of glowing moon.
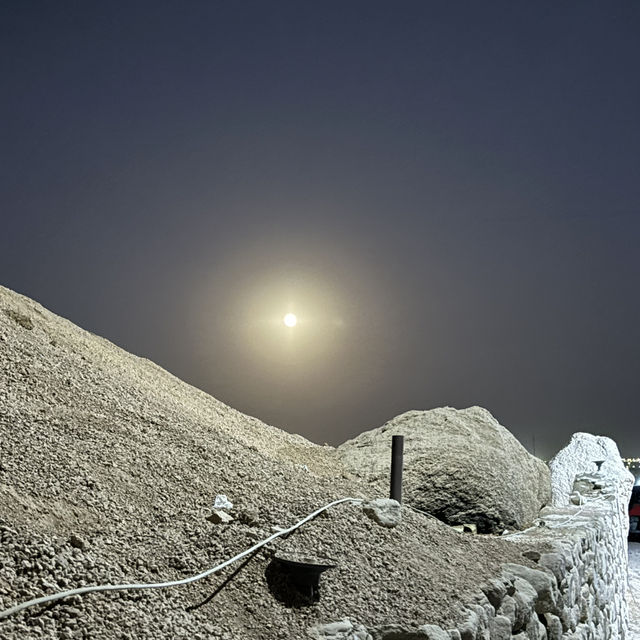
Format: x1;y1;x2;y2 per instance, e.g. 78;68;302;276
283;313;297;327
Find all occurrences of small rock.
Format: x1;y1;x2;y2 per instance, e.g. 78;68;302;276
213;495;233;509
488;615;511;640
68;535;88;551
417;624;451;640
511;577;536;632
538;553;567;584
542;612;563;640
451;523;477;534
207;509;234;524
502;562;560;615
480;577;508;610
457;608;480;640
362;498;402;528
308;619;371;640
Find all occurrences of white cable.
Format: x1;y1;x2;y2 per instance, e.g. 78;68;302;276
402;504;435;519
0;497;363;621
548;495;612;528
500;495;613;538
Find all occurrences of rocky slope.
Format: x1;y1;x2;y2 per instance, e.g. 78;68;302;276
0;285;540;639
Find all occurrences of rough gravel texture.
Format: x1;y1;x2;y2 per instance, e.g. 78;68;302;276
0;285;541;639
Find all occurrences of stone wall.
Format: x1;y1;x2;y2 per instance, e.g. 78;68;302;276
310;434;634;640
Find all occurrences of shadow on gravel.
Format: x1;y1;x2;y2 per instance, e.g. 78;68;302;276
265;555;335;608
186;550;260;612
265;559;316;608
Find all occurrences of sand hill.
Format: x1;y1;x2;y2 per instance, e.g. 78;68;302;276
0;285;537;639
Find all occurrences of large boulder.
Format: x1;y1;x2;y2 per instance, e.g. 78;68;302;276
337;407;551;534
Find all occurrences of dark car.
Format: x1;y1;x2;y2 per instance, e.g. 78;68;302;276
630;485;640;540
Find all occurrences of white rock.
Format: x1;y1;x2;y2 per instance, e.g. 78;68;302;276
308;619;371;640
213;494;233;509
362;498;402;528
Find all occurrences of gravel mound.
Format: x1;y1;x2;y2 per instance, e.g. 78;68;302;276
0;285;538;639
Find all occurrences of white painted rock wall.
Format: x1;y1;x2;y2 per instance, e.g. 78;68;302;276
548;432;633;509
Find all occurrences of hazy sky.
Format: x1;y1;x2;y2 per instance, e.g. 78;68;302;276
2;2;639;458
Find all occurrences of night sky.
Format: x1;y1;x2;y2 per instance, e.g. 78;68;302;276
2;2;639;458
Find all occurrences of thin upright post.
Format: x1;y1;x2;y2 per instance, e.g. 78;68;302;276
390;435;404;503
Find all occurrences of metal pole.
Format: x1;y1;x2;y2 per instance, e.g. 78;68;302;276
390;435;404;503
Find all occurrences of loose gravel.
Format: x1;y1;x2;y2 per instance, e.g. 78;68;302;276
0;285;540;639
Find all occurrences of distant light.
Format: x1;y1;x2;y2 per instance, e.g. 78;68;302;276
283;313;297;327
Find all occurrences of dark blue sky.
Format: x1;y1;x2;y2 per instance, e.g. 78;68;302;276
2;2;639;457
